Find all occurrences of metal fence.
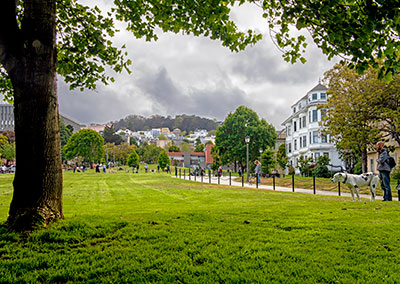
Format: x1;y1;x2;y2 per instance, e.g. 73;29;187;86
175;169;400;200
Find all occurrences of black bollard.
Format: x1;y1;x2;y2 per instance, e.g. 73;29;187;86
184;169;186;180
209;170;211;184
273;175;276;190
229;172;231;186
242;175;244;187
313;175;316;194
338;182;341;196
292;173;295;192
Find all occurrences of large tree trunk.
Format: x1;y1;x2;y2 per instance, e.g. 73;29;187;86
361;148;368;174
4;0;63;231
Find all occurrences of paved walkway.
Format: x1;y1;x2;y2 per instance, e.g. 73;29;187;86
174;175;387;201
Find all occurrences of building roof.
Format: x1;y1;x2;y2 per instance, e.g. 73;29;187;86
282;82;328;126
308;83;328;93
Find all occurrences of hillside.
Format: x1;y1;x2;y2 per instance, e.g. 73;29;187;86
113;114;220;132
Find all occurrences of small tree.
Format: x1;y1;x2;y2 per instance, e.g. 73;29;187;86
194;144;205;152
297;155;313;177
313;155;331;178
168;145;181;152
1;143;16;166
261;149;276;174
127;150;140;168
63;129;105;166
158;150;170;170
276;144;288;173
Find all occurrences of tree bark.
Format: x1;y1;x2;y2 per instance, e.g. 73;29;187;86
361;149;368;174
3;0;63;230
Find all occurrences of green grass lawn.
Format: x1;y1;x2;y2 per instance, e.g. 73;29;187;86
1;170;400;283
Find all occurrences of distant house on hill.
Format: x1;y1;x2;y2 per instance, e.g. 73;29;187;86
60;114;84;133
83;123;112;135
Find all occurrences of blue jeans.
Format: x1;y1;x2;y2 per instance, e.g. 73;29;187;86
379;171;392;201
257;173;261;183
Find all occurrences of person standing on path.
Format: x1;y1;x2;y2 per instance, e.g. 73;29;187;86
376;141;392;201
255;160;261;184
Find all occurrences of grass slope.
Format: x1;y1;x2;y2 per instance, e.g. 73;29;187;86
1;170;400;283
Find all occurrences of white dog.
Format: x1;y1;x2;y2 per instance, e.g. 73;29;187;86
332;172;379;201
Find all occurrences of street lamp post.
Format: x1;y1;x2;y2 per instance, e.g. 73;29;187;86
259;148;263;173
245;136;250;182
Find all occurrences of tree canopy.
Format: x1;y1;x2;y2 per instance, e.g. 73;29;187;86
321;63;400;172
263;0;400;80
215;106;276;168
127;149;140;168
158;150;170;170
63;129;105;164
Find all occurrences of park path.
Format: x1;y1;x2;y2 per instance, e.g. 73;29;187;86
173;174;386;201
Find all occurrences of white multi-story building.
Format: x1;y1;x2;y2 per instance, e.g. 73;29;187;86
281;83;344;174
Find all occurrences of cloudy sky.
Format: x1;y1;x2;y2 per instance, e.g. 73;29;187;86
58;1;338;130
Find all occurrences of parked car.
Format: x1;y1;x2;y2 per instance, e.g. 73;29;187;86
7;165;16;173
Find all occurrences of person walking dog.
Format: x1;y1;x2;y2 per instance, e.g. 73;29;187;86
376;141;393;201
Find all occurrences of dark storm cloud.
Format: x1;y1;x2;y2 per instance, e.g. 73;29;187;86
231;42;330;85
136;67;248;121
57;80;138;124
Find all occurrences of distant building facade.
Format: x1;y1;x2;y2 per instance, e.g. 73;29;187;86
281;83;344;174
60;114;84;133
0;103;14;131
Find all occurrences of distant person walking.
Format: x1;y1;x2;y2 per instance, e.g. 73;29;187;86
255;160;261;184
376;141;392;201
145;163;149;173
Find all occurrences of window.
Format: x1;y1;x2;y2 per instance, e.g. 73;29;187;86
313;131;319;143
321;93;326;100
294;121;297;132
302;136;307;148
302;116;306;128
287;125;291;135
300;137;302;148
294;139;297;150
299;118;302;129
293;107;296;113
312;110;318;122
309;132;312;144
312;93;318;100
309;111;311;123
323;152;329;158
315;152;320;160
321;135;327;143
370;159;374;172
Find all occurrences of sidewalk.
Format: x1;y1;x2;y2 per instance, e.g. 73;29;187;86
174;175;386;201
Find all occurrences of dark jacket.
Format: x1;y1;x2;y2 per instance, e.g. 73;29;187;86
377;148;391;172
